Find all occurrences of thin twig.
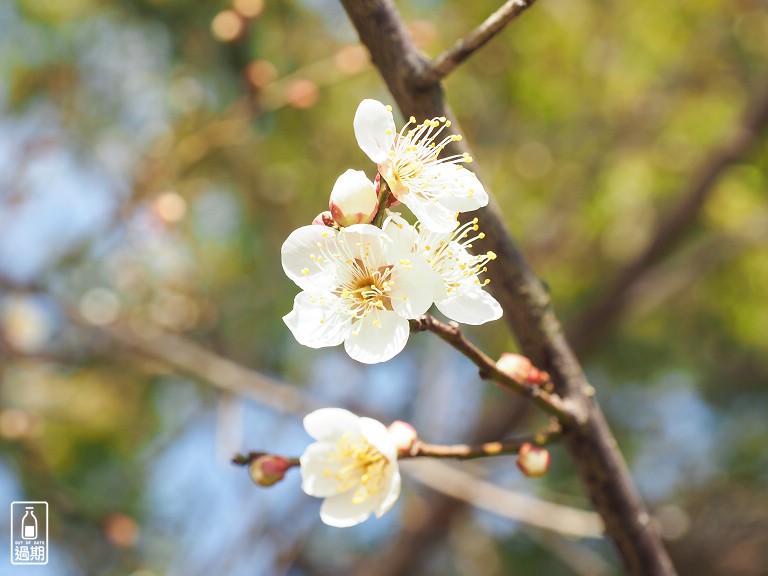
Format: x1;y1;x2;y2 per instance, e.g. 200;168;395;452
97;321;324;415
410;422;561;459
232;423;560;466
410;314;580;424
416;0;537;88
232;452;301;467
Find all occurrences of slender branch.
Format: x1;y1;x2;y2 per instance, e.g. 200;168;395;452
568;82;768;356
233;424;560;466
410;422;561;459
232;452;301;467
410;314;579;424
417;0;537;88
96;321;324;415
402;460;604;539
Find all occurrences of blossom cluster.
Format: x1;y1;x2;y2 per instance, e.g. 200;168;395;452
274;100;511;527
282;99;502;364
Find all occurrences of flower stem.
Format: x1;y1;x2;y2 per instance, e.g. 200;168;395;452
371;176;391;228
407;422;561;460
409;314;579;424
233;423;560;467
232;451;300;468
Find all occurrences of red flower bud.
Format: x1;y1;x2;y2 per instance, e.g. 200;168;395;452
249;455;290;487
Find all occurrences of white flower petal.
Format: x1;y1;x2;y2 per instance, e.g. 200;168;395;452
330;169;378;226
344;312;409;364
300;442;346;497
388;256;442;319
375;469;401;518
303;407;361;442
382;211;418;253
360;417;398;463
404;195;459;233
320;491;375;527
427;166;489;213
283;291;351;348
336;224;390;270
282;226;338;291
436;288;503;325
354;99;396;164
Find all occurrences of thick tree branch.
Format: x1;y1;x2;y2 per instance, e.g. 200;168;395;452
410;314;579;423
568;83;768;356
416;0;537;88
339;1;677;574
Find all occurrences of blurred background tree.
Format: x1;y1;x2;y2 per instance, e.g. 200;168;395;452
0;0;766;575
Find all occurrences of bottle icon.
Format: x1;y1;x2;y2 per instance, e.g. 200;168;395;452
21;507;38;540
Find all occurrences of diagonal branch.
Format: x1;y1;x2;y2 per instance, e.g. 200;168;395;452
410;314;579;423
99;322;322;414
416;0;538;88
402;460;604;539
568;83;768;356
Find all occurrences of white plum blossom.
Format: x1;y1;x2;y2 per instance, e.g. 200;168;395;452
353;98;489;233
282;223;441;363
384;212;502;325
329;169;379;227
300;408;401;527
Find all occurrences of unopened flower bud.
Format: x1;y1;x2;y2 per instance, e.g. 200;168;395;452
497;353;532;383
249;455;290;487
312;210;335;227
497;353;550;385
388;420;418;455
329;169;378;227
516;443;551;478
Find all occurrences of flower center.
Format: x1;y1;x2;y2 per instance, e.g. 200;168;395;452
327;433;388;504
383;115;469;200
422;218;496;294
338;262;394;319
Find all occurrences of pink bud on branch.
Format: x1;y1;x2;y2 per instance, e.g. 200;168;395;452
329;169;378;226
497;352;550;385
388;420;418;456
249;455;291;487
516;443;551;478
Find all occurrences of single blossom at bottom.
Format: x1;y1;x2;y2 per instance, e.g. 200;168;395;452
300;408;401;527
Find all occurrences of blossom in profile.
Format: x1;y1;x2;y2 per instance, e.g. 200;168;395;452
353;99;488;233
384;212;502;325
282;223;440;363
300;408;401;527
